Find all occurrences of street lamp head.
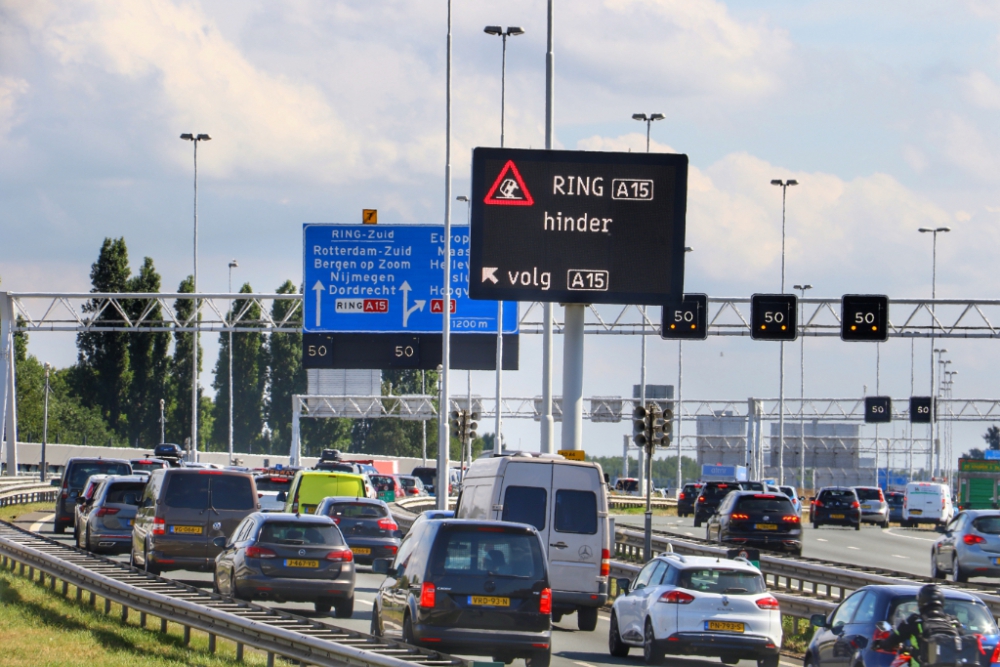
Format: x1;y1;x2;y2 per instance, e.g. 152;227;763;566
918;228;932;233
456;195;469;202
632;113;647;121
684;246;693;252
937;227;951;233
793;284;813;291
229;259;238;269
770;179;783;186
484;25;503;35
180;133;194;140
787;179;798;186
506;26;525;36
196;134;211;141
650;113;665;121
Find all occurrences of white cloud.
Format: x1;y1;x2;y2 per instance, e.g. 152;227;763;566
0;76;30;138
958;71;1000;110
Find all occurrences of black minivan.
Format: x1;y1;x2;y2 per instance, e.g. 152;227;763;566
372;519;552;667
53;457;132;534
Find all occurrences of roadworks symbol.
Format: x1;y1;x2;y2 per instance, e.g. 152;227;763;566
484;160;534;206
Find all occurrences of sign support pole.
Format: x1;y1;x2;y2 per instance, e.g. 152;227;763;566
540;0;555;455
561;304;585;451
437;0;453;511
495;303;503;450
0;293;18;476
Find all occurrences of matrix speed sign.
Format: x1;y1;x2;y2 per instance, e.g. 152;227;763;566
469;147;689;305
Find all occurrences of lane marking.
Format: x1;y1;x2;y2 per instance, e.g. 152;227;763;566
29;514;55;534
847;546;859;550
684;531;694;536
356;599;373;606
893;554;910;559
885;529;937;542
816;538;828;542
574;662;598;667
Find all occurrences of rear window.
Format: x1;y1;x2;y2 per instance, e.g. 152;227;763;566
890;596;998;636
703;484;735;499
733;495;795;513
430;528;544;579
677;568;766;595
683;484;700;494
68;462;131;489
399;477;422;488
411;468;437;485
254;476;292;492
819;489;855;501
257;522;344;546
105;482;146;505
555;490;598;534
855;488;882;501
131;460;167;472
326;502;388;519
972;516;1000;534
887;494;904;506
502;486;547;530
164;474;210;508
211;476;255;510
617;479;639;492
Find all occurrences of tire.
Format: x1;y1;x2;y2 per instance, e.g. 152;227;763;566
212;572;220;594
143;544;160;576
882;519;890;529
643;618;664;665
721;657;740;665
231;574;248;601
854;522;861;531
813;521;820;530
334;595;354;618
952;557;969;583
578;606;598;632
53;519;65;535
315;599;332;614
758;656;779;667
525;651;551;667
85;527;94;552
693;518;702;528
403;614;415;645
370;606;383;637
609;612;630;657
931;551;946;579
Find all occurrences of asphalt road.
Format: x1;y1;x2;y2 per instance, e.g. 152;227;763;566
612;514;941;579
12;511;802;667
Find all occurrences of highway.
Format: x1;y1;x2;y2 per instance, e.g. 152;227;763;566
12;510;805;667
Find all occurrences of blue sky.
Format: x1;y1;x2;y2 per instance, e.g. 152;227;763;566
3;0;1000;463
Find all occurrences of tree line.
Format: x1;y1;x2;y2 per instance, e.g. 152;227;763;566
13;237;479;460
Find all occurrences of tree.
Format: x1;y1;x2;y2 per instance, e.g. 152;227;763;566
265;280;307;452
166;276;205;448
74;237;132;438
124;257;170;447
212;283;265;452
963;448;986;460
984;426;1000;451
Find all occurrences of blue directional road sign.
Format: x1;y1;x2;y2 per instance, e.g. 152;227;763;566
303;223;518;334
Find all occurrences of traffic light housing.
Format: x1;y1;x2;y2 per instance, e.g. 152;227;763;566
661;294;708;340
841;295;889;342
633;406;651;447
468;412;479;441
864;396;892;424
910;397;934;424
750;294;797;341
450;410;465;440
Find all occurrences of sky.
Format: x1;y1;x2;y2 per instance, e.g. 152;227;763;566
3;0;1000;467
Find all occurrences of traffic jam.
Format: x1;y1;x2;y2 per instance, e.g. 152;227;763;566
50;447;1000;667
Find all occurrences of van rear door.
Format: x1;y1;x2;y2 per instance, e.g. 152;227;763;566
548;464;602;596
496;462;552;548
208;474;257;558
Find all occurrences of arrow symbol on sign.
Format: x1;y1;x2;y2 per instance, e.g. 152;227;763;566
400;281;425;328
312;280;324;327
482;267;499;284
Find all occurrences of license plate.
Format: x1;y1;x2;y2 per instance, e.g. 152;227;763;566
352;547;372;555
469;596;510;607
993;557;1000;566
755;523;778;530
128;519;134;527
862;504;873;510
706;620;745;633
910;509;922;515
830;514;845;519
285;559;319;568
170;525;203;534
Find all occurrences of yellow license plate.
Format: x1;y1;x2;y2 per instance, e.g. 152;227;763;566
910;509;922;515
170;525;203;534
469;596;510;607
352;547;372;555
755;523;777;530
285;559;319;568
706;620;745;633
830;514;845;519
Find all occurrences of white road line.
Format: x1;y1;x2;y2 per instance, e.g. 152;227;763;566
893;554;910;559
29;514;55;534
685;531;694;536
847;546;859;550
885;529;937;542
574;661;597;667
816;538;828;542
356;599;373;606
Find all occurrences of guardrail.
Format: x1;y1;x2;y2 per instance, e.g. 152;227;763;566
0;485;56;508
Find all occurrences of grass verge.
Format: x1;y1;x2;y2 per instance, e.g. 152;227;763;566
782;614;814;655
610;506;677;516
0;501;54;522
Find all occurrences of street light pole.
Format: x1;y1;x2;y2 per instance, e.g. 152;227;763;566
793;284;812;492
484;26;525;149
228;259;238;464
920;226;950;480
180;132;211;461
41;362;50;482
771;179;798;485
437;0;454;512
540;0;555;455
159;398;166;444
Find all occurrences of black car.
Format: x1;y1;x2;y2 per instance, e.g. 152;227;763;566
314;497;401;565
677;483;702;518
153;443;184;465
887;492;904;524
53;457;132;534
705;490;803;555
811;487;861;530
372;519;552;667
805;584;998;667
693;481;764;528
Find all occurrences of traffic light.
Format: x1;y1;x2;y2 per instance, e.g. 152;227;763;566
450;410;465;440
841;295;889;342
865;396;892;424
661;294;708;340
632;406;651;447
750;294;797;341
468;412;479;441
910;397;934;424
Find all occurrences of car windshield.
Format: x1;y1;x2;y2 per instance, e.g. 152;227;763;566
370;475;395;491
254;477;292;492
618;480;639;492
855;488;882;501
325;502;387;519
972;516;1000;534
734;495;795;513
430;528;545;579
257;522;344;546
105;482;146;505
890;597;999;636
69;462;130;489
676;568;766;595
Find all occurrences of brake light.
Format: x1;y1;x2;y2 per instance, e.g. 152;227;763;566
199;470;224;475
879;490;885;502
378;518;398;531
325;548;353;562
756;596;780;610
96;507;120;517
539;588;552;614
718;484;728;489
659;590;695;604
61;479;69;498
783;515;800;523
678;493;685;500
851;501;860;509
245;546;278;559
942;498;947;509
813;500;822;508
873;625;894;653
600;548;610;577
330;516;340;524
731;513;750;520
698;496;707;503
152;517;165;535
478;527;505;532
753;494;776;499
989;640;998;663
291;503;298;512
964;534;986;545
420;582;436;608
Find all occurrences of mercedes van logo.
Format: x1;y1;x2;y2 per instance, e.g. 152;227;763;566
212;522;222;530
298;549;306;557
762;516;769;521
484;580;496;593
578;545;593;560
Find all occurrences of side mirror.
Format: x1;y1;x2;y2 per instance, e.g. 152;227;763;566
936;525;947;534
616;577;631;595
810;614;828;629
799;496;805;501
276;491;287;502
76;496;87;505
51;479;61;487
212;536;227;548
372;558;392;575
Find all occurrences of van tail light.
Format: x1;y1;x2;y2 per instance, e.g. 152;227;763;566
96;507;120;517
873;625;894;653
61;479;69;498
988;643;999;664
659;590;695;604
245;546;278;559
377;518;398;532
813;500;822;508
756;596;780;610
600;549;610;577
539;588;552;615
678;493;686;500
964;534;986;545
783;516;800;523
731;513;750;520
152;517;166;535
943;498;947;509
851;501;860;509
420;582;436;608
325;548;354;562
698;496;707;503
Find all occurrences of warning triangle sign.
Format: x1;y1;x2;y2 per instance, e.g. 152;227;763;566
483;160;534;206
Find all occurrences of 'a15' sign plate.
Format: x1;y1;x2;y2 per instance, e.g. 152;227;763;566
469;147;689;305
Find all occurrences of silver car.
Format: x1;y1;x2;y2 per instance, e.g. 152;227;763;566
932;510;1000;582
853;486;889;527
77;475;147;553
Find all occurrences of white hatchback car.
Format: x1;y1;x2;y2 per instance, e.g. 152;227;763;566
609;554;782;667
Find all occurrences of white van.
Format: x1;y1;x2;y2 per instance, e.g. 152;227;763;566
456;452;610;631
903;482;954;527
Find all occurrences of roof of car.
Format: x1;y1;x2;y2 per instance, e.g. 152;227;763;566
319;496;386;506
859;584;985;602
959;509;1000;518
66;457;131;464
655;553;761;573
429;518;538;533
255;512;336;525
819;486;857;492
101;475;149;484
